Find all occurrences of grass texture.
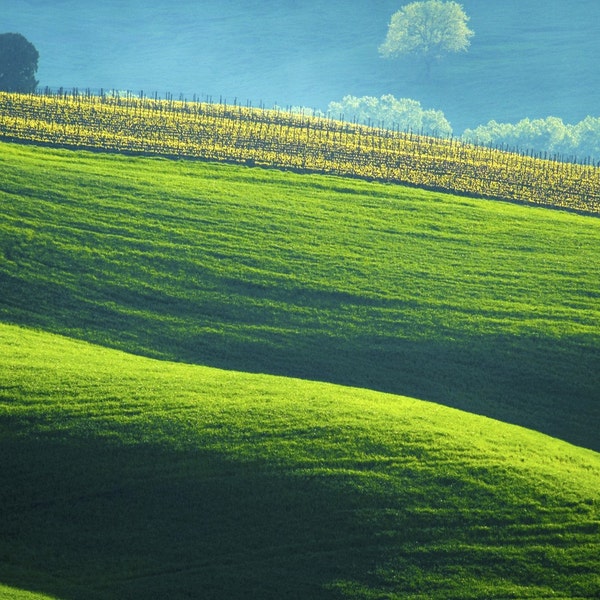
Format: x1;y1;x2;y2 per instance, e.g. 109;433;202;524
1;322;599;599
1;138;599;598
1;141;598;450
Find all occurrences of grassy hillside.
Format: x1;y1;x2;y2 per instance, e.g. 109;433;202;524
1;141;598;450
0;584;58;600
1;322;599;599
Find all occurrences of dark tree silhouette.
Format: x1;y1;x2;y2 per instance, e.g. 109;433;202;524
0;33;39;93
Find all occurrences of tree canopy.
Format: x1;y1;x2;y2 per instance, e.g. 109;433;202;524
328;94;452;137
379;1;473;73
0;33;39;93
462;116;600;163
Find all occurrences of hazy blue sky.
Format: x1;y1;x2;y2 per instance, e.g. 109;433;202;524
4;1;599;131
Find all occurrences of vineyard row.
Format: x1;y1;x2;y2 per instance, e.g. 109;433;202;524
0;91;598;215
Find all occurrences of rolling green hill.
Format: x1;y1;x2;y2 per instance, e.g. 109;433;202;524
1;322;599;599
1;141;598;449
1;139;599;598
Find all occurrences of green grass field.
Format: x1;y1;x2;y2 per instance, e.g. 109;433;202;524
1;140;599;598
1;141;598;449
1;323;599;599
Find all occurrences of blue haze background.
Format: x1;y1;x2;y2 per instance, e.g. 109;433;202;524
3;0;599;132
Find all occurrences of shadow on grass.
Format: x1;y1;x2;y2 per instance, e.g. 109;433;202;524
2;421;596;600
1;269;598;450
0;432;370;599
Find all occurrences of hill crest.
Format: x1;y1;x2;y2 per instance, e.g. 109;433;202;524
1;321;599;599
1;140;598;450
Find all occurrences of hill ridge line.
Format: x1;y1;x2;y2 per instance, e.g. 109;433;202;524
1;91;599;215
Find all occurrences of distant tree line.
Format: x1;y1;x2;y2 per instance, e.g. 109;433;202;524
302;94;600;165
461;117;600;164
326;94;453;137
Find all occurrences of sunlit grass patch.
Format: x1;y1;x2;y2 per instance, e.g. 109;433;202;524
1;323;599;599
1;141;598;449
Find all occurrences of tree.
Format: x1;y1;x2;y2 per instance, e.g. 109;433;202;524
0;33;39;93
327;94;452;137
462;116;600;163
379;1;473;76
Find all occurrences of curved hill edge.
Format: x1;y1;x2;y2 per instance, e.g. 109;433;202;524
1;141;599;451
1;322;599;599
0;325;600;600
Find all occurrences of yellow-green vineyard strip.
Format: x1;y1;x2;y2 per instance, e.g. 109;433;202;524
1;91;598;213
